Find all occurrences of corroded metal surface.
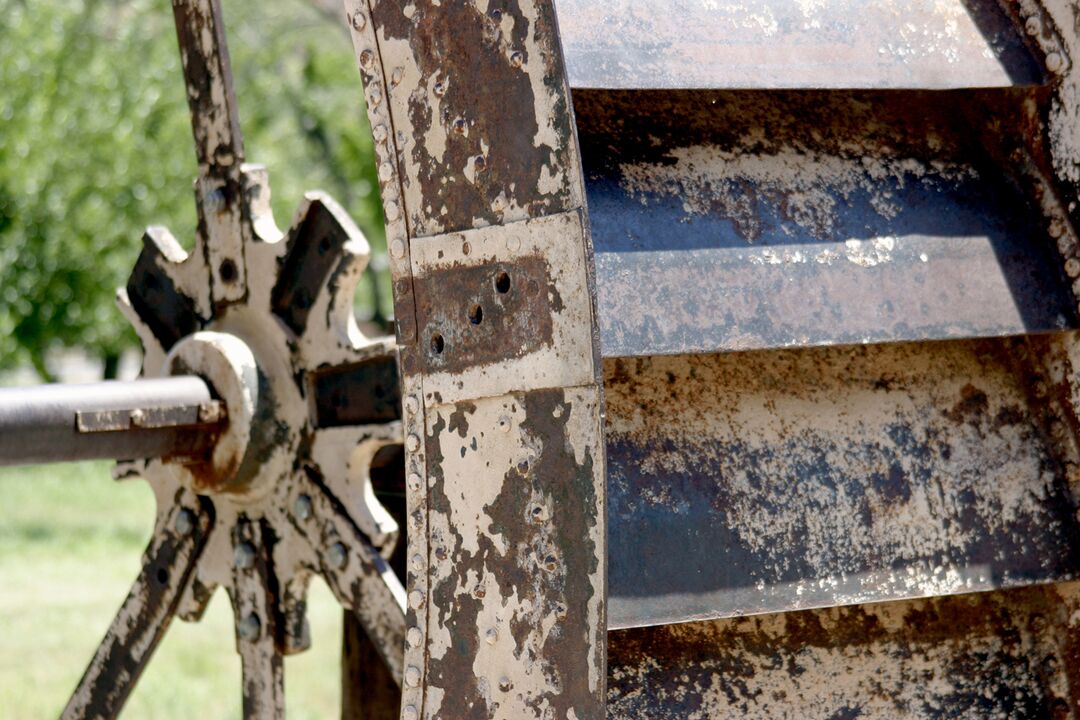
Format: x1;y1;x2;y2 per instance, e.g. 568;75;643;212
558;0;1042;90
344;1;607;717
608;581;1080;718
62;497;211;719
573;88;1078;356
604;335;1080;628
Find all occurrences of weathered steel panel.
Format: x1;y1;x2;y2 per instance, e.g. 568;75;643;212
604;335;1080;628
558;0;1042;90
345;1;607;718
607;581;1080;718
574;88;1078;356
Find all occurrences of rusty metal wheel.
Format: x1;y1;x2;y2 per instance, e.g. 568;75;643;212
58;2;407;718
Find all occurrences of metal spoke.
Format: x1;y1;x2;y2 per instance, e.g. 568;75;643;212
170;0;244;176
62;499;210;720
342;611;401;720
230;518;285;720
289;469;406;685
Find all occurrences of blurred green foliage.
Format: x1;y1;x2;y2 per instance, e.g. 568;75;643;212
0;0;385;380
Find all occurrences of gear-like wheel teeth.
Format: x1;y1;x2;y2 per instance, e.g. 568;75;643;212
272;191;377;369
115;164;403;654
123;225;211;376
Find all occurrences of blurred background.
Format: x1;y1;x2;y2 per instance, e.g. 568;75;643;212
0;0;387;716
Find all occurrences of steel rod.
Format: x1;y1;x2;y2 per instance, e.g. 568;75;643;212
0;376;219;466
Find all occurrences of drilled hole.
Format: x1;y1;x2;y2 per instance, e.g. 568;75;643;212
468;304;484;325
494;271;511;294
430;333;445;354
219;258;238;284
156;567;169;585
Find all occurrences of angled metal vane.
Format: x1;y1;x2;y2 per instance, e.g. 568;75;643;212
61;2;407;717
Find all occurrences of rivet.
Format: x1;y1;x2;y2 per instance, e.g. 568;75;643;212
405;665;421;687
1025;15;1041;35
1066;259;1080;278
433;80;447;97
474;155;487;172
434;546;448;561
552;405;564;419
327;542;349;570
510;51;524;68
1046;52;1064;73
498;676;512;692
408;472;423;491
384;200;400;222
411;553;424;571
238;612;261;641
405;395;420;414
391;67;404;87
406;627;423;647
497;416;511;432
506;235;521;252
205;188;226;213
390;237;406;259
485;628;498;645
402;706;419;720
359;50;375;70
372;124;388;143
368;84;383;107
351;11;367;30
233;542;256;570
543;554;558;572
129;408;146;427
379;162;394;181
409;590;425;609
174;508;196;536
1050;221;1065;239
293;493;313;521
452;117;466;134
406;434;421;452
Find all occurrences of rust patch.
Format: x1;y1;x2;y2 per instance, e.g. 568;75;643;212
369;0;582;237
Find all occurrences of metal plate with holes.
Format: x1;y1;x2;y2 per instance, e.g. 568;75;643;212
411;211;596;404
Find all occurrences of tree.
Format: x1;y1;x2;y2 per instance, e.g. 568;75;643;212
0;0;385;380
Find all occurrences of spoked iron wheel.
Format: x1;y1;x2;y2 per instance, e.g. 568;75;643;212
59;2;407;717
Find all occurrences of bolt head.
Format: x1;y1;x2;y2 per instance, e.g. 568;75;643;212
327;542;349;570
238;613;261;641
234;542;256;570
293;493;313;521
174;509;196;536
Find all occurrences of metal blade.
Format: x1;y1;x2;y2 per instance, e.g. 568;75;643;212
61;499;210;719
604;335;1080;629
558;0;1041;90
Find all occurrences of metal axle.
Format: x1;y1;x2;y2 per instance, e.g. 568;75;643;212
0;376;222;466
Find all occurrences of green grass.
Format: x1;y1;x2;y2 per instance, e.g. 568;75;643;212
0;462;343;719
